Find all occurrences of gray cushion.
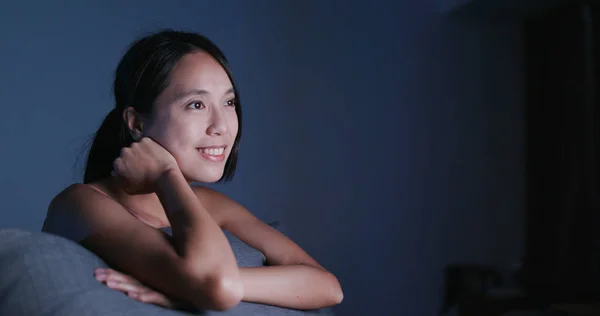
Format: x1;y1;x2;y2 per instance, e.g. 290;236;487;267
0;228;195;316
0;228;334;316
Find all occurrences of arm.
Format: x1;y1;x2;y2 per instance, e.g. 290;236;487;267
239;265;342;310
154;168;244;307
195;187;344;310
45;140;243;310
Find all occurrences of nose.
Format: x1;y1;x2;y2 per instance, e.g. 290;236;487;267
206;107;227;136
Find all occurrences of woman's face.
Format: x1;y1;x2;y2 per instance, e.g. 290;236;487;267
144;51;238;183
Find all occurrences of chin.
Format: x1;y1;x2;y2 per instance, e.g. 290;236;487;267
183;170;224;184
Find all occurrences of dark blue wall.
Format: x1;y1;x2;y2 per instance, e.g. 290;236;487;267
0;1;526;315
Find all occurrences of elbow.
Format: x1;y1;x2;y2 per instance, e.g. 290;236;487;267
333;288;344;305
204;274;244;310
186;267;244;311
327;272;344;306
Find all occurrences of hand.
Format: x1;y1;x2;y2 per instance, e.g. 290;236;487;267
95;268;187;309
112;137;179;194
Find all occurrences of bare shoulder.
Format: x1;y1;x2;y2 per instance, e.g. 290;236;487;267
47;184;88;216
47;183;111;215
42;183;115;241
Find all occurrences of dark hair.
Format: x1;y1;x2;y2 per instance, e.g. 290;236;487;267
83;29;242;184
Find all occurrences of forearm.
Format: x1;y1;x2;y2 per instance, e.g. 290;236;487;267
155;169;237;275
239;265;343;310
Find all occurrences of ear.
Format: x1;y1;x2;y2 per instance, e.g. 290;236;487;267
123;106;144;141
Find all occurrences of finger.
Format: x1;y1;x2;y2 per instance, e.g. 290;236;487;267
112;158;124;176
136;291;177;308
105;280;146;294
97;267;134;276
94;268;109;281
142;136;169;152
95;269;141;285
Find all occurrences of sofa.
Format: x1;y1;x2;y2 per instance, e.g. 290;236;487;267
0;228;333;316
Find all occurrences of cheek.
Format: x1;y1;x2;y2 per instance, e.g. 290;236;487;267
165;125;201;152
144;116;198;151
229;114;239;138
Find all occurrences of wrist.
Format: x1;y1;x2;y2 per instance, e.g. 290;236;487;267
156;168;184;195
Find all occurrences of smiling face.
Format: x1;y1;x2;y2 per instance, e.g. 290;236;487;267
142;51;239;183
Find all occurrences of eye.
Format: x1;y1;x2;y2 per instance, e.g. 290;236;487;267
226;99;237;107
187;101;205;110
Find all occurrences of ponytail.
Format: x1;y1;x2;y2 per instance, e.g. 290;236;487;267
83;108;132;183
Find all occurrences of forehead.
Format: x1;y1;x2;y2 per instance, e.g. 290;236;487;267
165;51;233;96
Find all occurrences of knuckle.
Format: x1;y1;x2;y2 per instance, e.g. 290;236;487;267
140;138;152;146
113;157;122;168
138;293;152;302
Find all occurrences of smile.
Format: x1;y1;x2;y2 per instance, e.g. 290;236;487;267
197;146;227;162
200;147;225;156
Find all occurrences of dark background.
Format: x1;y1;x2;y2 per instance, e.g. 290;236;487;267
1;0;595;315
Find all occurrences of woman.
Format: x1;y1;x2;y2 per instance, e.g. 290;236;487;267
42;29;343;312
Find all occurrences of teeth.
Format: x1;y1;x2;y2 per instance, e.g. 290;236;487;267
202;147;224;156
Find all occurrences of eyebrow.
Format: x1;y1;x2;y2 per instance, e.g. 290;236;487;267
171;87;235;102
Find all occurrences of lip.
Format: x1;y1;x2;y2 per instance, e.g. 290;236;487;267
197;145;228;149
197;145;227;162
